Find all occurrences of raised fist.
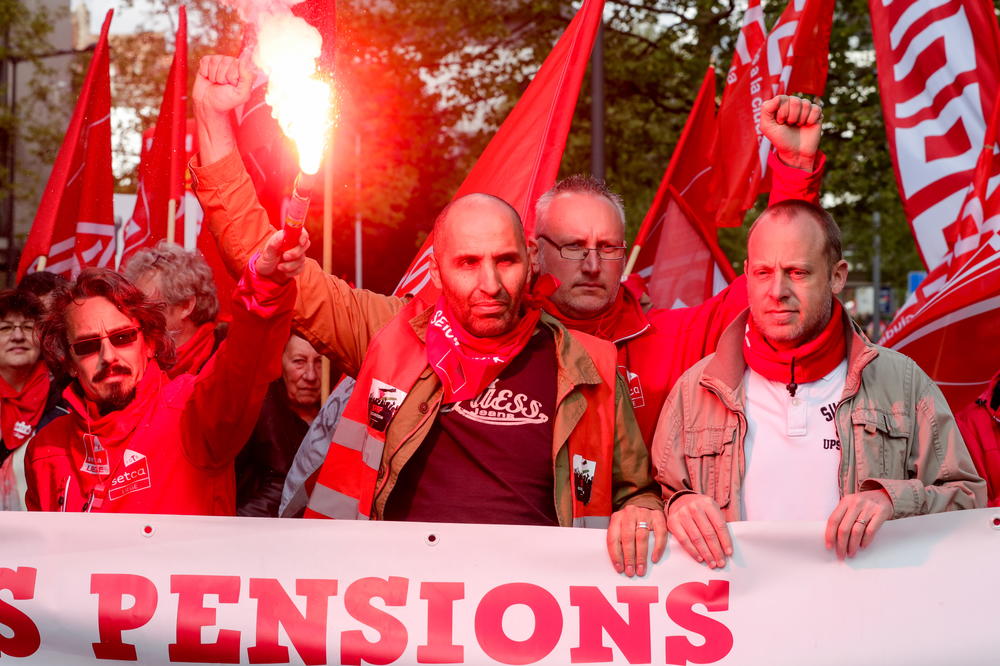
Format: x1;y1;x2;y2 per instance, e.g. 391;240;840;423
759;94;823;171
193;54;253;118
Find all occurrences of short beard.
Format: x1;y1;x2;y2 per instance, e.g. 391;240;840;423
97;383;137;416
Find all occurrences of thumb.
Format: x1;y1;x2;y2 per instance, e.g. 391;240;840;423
237;56;254;97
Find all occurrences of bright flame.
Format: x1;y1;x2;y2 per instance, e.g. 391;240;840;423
255;13;332;175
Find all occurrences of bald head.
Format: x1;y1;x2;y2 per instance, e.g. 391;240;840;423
433;194;524;259
429;193;534;338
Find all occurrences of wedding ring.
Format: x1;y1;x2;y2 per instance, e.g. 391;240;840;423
636;521;650;530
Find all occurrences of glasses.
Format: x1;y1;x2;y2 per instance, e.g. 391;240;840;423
70;328;140;357
537;234;627;261
0;321;35;337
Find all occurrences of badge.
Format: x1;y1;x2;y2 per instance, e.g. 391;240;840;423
619;366;645;409
80;434;110;475
108;449;152;502
573;454;597;505
368;380;407;432
12;420;33;440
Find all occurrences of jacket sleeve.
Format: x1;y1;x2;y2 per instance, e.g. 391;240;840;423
955;399;1000;507
766;151;825;206
861;363;987;516
191;150;406;377
181;262;296;469
650;369;698;515
611;374;663;512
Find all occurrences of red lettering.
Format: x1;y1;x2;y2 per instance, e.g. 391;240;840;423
247;578;338;665
341;576;408;665
474;583;562;665
417;582;464;663
569;586;658;663
91;573;158;660
664;581;732;665
168;575;241;663
0;567;40;658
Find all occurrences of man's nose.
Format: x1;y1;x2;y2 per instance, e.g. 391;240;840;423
98;336;121;364
303;361;319;383
769;273;791;301
581;249;601;275
478;262;502;295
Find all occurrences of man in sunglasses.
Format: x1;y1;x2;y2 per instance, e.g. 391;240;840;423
22;230;307;514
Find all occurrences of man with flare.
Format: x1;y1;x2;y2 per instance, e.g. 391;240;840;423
192;56;663;576
651;200;985;566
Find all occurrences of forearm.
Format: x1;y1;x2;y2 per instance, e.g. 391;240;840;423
195;99;238;167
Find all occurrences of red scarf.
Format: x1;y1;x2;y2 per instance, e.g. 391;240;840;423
743;300;847;393
0;362;50;450
168;322;218;379
540;282;649;344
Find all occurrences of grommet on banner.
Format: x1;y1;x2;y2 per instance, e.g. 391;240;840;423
992;516;1000;530
425;533;439;546
142;524;155;538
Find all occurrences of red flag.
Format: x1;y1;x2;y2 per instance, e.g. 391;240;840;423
869;0;1000;270
121;6;188;262
721;0;766;108
392;0;606;300
712;0;835;227
628;67;735;308
880;88;1000;409
17;10;115;280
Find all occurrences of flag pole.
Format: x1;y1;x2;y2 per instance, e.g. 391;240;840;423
320;139;334;402
167;199;177;244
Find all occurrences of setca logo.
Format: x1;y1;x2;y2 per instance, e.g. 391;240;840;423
108;449;152;502
452;380;549;426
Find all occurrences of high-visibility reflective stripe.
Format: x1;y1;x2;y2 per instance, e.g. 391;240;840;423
307;483;370;520
332;418;368;452
572;515;610;528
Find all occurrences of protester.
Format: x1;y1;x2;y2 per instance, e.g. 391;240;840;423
23;230;306;514
123;241;224;378
236;333;322;516
956;368;1000;506
18;271;70;312
192;61;664;575
0;290;66;510
534;94;825;444
652;200;985;566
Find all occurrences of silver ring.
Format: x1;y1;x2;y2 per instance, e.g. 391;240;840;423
855;518;868;525
636;521;650;530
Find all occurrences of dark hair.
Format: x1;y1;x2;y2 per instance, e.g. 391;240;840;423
122;241;219;325
0;289;44;323
18;271;69;300
748;199;843;269
39;268;176;374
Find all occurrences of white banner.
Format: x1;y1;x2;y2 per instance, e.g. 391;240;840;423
1;509;998;665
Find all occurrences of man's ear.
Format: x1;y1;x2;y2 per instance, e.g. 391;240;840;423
429;254;442;291
527;238;540;275
830;259;849;295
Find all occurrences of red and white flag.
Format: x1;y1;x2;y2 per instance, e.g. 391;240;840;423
712;0;835;227
628;67;735;308
880;88;1000;409
17;10;115;280
120;6;188;262
392;0;606;301
869;0;1000;271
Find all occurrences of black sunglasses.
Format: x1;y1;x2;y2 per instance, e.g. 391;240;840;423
70;328;140;357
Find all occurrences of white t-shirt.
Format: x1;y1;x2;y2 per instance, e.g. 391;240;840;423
741;359;847;521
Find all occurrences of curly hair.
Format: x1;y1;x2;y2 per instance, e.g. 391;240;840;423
17;271;69;302
122;241;219;325
39;268;176;375
0;289;44;323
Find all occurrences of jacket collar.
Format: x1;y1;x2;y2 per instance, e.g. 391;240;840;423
406;303;603;390
702;304;879;407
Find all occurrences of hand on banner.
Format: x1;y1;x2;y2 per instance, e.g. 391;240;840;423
666;492;733;568
193;54;253;165
825;489;894;559
760;95;823;171
607;504;667;577
255;228;310;283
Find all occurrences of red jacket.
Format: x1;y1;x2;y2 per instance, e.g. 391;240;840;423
956;371;1000;507
24;265;295;515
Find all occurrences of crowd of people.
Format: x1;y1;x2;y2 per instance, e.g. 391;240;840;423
0;53;993;578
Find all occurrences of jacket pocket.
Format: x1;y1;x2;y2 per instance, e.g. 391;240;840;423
850;408;912;480
683;425;737;508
